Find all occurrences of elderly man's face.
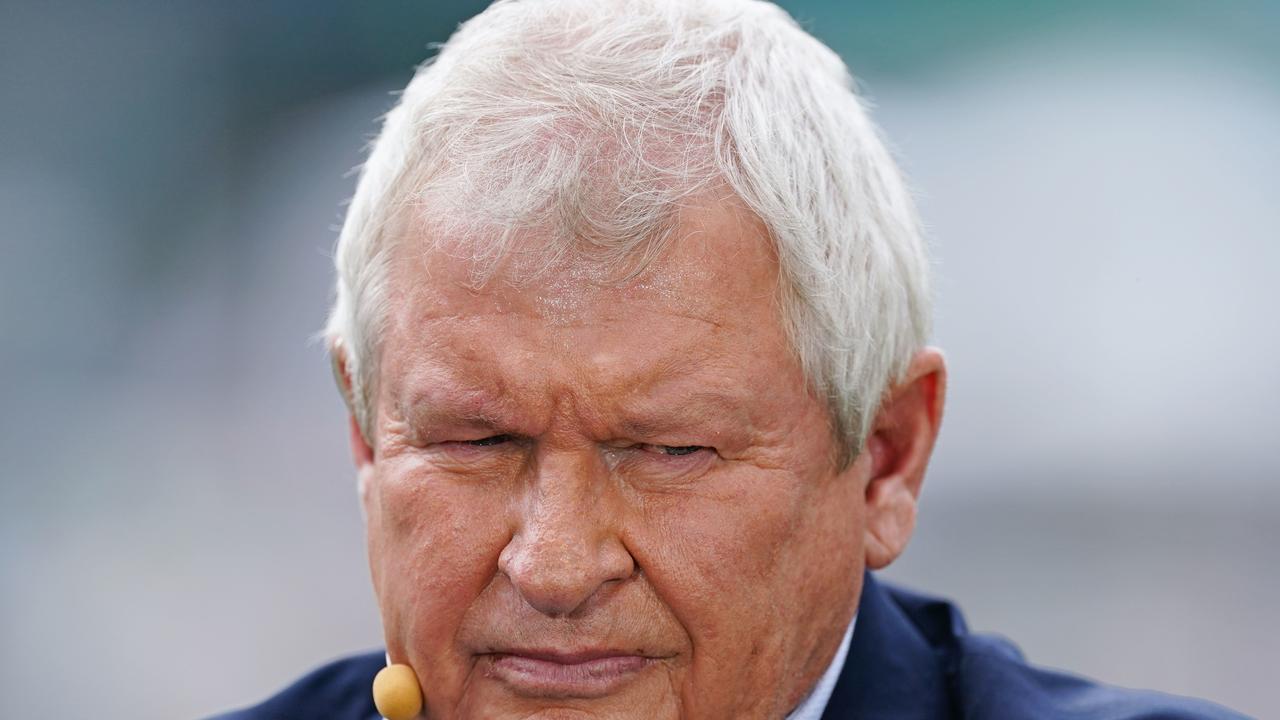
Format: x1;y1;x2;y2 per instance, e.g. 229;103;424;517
351;197;917;719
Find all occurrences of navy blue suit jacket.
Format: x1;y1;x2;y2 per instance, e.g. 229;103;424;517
212;573;1249;719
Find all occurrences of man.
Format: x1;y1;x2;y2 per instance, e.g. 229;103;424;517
216;0;1249;718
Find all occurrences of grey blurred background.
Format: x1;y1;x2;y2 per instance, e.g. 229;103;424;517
2;1;1276;717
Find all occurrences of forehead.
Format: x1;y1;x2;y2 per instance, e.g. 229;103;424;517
392;192;778;322
378;194;793;399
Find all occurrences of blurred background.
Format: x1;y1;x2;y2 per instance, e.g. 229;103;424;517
2;1;1277;717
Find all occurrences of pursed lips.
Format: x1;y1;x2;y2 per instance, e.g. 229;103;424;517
482;647;668;698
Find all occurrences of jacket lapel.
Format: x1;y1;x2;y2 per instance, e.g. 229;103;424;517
820;573;954;719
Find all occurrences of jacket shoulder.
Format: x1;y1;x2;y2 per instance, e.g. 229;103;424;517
953;633;1251;719
207;650;385;720
881;581;1251;720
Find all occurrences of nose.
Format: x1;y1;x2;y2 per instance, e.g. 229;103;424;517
498;449;635;617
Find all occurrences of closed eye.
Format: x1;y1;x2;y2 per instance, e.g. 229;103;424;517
463;434;516;447
642;444;710;457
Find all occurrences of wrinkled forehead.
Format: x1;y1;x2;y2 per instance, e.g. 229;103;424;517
381;187;780;334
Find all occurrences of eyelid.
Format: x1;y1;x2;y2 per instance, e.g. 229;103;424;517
462;434;516;446
639;443;713;457
429;434;521;453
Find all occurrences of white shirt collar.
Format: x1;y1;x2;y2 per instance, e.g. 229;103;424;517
785;613;857;720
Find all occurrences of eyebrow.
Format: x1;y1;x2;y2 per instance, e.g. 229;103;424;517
393;380;517;432
615;390;756;439
391;356;758;437
400;389;751;435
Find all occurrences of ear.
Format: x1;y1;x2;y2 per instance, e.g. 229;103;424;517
330;340;376;470
349;413;375;468
862;347;947;570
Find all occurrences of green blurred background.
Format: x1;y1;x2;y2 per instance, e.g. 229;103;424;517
2;1;1277;717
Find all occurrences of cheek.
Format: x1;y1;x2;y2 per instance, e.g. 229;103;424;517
650;479;797;588
630;470;807;704
632;460;863;715
367;461;509;660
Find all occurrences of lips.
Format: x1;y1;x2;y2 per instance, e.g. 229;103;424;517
484;648;658;698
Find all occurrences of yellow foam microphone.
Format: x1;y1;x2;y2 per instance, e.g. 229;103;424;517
372;663;424;720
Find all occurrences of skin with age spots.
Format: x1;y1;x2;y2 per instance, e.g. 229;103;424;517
339;195;946;719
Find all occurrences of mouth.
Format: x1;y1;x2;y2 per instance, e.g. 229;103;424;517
482;648;661;698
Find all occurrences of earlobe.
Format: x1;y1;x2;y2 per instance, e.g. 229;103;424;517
862;348;947;570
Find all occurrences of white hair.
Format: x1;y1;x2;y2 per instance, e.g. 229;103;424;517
325;0;931;466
